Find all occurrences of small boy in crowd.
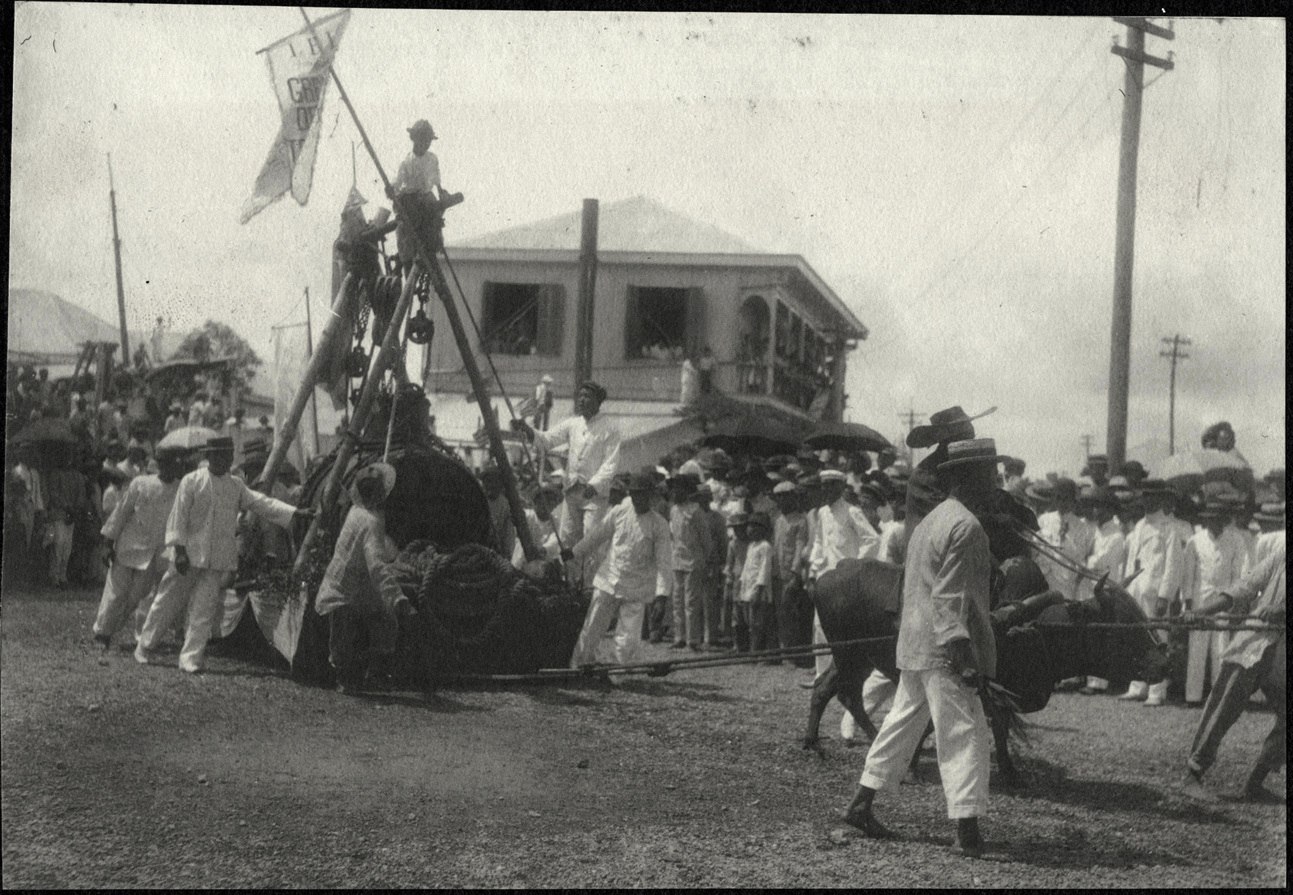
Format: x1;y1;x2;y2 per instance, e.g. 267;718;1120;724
735;512;776;661
720;512;750;650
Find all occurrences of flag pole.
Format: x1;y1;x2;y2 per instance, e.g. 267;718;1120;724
295;5;539;562
303;285;322;456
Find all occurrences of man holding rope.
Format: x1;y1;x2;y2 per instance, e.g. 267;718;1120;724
1179;539;1286;802
512;381;621;584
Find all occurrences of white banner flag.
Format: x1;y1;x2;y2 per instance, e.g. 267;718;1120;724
240;9;351;224
272;323;316;475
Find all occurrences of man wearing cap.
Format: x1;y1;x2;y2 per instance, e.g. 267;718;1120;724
1078;487;1129;695
563;473;673;669
389;118;447;267
135;437;311;674
1180;501;1248;705
807;468;881;685
315;463;414;694
843;438;1002;858
1248;501;1285;571
94;448;189;651
1179;538;1285;802
513;382;622;582
1119;480;1185;706
1034;478;1095;600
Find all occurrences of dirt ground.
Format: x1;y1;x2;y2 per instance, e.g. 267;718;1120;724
1;582;1286;889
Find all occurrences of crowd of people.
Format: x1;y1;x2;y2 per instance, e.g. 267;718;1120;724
4;368;1283;853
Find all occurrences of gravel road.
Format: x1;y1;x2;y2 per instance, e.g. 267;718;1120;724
2;584;1285;888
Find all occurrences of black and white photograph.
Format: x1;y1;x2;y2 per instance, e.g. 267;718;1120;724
4;6;1285;888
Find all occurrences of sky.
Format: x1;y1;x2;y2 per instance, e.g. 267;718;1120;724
8;7;1286;477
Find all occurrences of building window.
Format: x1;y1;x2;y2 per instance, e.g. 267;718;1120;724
481;282;565;356
625;286;699;362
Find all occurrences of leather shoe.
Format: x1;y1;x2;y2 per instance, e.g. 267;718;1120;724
1117;690;1143;701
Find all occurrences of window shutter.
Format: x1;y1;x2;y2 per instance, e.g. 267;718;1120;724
537;285;566;356
685;287;706;357
624;287;640;359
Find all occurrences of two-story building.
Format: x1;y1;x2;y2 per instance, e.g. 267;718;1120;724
421;196;867;470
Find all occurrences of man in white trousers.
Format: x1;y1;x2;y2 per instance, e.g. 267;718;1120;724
135;437;309;674
1180;501;1247;705
1120;480;1184;706
93;448;188;650
841;438;1002;859
564;473;672;670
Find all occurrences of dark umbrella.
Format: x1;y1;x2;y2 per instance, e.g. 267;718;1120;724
802;420;893;453
700;414;804;457
12;417;77;445
1153;449;1253;492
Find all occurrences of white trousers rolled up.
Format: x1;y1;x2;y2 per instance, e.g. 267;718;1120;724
93;553;166;642
859;666;991;819
137;566;227;673
569;588;647;669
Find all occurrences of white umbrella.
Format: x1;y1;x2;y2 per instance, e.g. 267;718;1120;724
157;426;219;451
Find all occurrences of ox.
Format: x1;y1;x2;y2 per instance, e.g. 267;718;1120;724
804;556;1169;783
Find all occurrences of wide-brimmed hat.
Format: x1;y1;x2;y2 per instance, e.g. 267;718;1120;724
1118;460;1148;482
1050;477;1079;502
541;374;554;383
857;482;888;504
627;472;656;493
1196;501;1232;520
1138;478;1172;495
1023;480;1054;503
350;462;397;507
772;481;798;495
1253;501;1285;523
687;482;715;502
407;119;437;140
907;406;997;449
796;471;821;487
819;468;847;483
746;512;772;533
937;438;1004;470
199;436;235;453
1081;486;1119;509
727;512;750;528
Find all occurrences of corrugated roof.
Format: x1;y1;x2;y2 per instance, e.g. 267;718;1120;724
454;195;762;255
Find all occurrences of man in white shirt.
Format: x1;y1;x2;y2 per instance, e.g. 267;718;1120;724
1079;487;1129;695
1035;478;1096;599
93;448;187;650
807;468;880;685
1247;501;1285;572
135;437;310;674
1120;480;1184;706
563;474;672;669
1180;502;1249;705
187;392;209;428
389;118;446;268
512;381;621;583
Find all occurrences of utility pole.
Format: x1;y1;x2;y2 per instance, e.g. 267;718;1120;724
107;154;130;366
1080;434;1094;459
1105;16;1174;471
304;286;321;457
574;199;599;388
898;405;923;464
1159;333;1191;455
